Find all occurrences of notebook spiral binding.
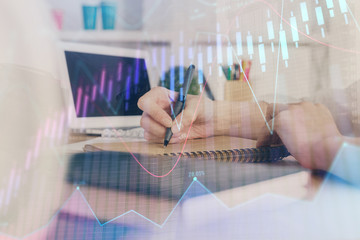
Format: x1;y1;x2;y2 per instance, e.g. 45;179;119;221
162;145;290;163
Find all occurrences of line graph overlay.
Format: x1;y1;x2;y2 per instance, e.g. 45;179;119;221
2;159;352;240
3;1;360;238
0;178;297;239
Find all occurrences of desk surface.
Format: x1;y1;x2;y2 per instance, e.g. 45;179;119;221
61;134;325;235
0;133;325;239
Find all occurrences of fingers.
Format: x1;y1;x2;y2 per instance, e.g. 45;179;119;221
144;131;182;144
140;113;166;138
140;112;185;143
138;87;173;128
171;99;198;135
138;88;204;144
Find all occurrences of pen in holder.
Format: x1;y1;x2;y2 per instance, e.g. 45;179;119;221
223;61;253;102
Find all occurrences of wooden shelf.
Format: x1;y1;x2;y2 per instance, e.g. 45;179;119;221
58;30;218;45
59;30;173;45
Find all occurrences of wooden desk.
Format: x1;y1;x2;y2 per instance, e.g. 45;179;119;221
67;133;99;144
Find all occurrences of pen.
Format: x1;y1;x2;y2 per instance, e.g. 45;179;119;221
164;65;195;148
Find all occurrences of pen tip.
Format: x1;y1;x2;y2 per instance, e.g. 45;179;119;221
163;140;169;148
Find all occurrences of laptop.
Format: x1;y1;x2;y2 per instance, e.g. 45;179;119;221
60;43;158;134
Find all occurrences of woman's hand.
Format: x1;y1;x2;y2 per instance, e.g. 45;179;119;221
137;87;215;143
257;102;344;170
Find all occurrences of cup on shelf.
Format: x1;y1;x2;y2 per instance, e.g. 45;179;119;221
100;1;117;30
82;0;100;30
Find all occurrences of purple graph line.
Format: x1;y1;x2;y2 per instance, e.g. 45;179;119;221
100;67;106;94
125;68;131;101
75;87;82;116
117;62;123;82
107;80;113;102
134;59;140;85
91;85;97;102
82;95;89;118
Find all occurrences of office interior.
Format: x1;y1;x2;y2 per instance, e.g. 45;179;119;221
1;0;360;239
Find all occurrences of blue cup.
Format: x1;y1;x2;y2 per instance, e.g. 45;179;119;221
82;5;98;30
101;1;117;30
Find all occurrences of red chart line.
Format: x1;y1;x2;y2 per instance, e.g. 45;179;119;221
116;82;208;178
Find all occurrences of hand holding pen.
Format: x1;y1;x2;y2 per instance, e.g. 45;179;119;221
138;66;216;144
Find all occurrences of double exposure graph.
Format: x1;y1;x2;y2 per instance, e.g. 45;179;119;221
2;0;360;239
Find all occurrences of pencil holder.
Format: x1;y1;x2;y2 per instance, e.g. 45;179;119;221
224;80;253;102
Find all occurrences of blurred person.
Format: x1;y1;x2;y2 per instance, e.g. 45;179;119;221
0;0;68;237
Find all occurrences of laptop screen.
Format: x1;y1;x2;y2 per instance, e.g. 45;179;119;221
65;51;151;118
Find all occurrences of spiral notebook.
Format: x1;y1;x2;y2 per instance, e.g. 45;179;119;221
83;136;290;162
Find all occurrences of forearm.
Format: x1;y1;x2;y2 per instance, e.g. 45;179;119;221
213;100;268;139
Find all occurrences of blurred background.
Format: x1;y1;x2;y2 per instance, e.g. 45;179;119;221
48;0;360;100
1;0;360;239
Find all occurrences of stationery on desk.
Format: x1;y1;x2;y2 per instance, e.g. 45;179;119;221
221;60;252;81
222;61;253;102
